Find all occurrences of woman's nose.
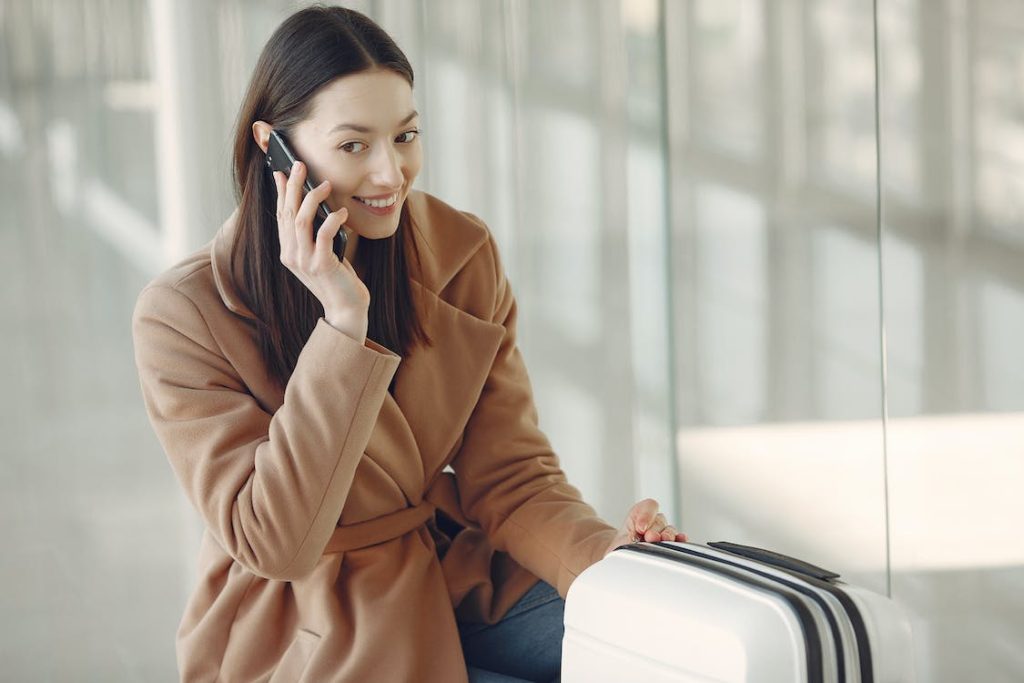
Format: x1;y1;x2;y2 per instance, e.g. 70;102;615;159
370;144;403;187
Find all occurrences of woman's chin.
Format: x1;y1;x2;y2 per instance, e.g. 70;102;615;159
347;212;402;238
349;222;399;241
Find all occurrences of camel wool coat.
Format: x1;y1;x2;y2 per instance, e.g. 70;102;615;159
131;189;619;682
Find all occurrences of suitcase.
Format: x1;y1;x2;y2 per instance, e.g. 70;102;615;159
561;541;914;682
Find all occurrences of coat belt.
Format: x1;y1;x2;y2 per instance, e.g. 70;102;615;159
323;500;436;554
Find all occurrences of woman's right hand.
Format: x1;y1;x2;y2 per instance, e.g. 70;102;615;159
273;161;370;342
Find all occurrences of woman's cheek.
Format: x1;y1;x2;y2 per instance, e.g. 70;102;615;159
330;184;355;210
336;196;356;219
407;146;423;175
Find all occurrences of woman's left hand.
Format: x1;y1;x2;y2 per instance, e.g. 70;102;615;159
603;498;688;558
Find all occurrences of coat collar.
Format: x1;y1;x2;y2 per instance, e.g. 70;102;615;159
210;189;505;505
210;189;488;321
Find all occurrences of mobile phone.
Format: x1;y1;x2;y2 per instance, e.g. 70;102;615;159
265;129;347;259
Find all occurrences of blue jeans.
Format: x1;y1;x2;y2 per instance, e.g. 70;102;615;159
457;579;565;683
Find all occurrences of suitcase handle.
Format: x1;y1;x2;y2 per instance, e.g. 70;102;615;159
707;541;841;581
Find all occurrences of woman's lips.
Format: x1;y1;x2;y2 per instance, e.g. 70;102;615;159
352;192;399;216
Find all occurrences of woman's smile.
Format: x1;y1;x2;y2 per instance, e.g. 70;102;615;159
352;191;400;214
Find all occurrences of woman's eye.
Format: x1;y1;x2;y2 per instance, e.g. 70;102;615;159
339;141;367;153
396;128;421;143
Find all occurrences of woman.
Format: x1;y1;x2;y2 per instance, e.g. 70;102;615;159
132;6;686;682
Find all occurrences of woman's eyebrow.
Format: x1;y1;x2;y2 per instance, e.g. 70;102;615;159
328;110;418;135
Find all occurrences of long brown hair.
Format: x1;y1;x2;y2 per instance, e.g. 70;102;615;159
229;5;431;389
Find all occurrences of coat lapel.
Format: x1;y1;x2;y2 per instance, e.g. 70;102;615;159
355;282;504;507
386;283;504;493
210;191;504;505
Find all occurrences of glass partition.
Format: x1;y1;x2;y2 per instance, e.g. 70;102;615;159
667;0;889;593
878;0;1024;679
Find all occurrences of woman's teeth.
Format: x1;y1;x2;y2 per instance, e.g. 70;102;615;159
355;193;397;208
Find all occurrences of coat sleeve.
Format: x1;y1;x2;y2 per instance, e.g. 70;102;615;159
131;284;400;580
450;231;619;599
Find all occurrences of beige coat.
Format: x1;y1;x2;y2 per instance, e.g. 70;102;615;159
131;189;618;682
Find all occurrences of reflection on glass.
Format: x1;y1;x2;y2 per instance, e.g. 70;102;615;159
528;106;602;346
812;225;882;421
973;0;1024;244
691;0;765;159
875;0;921;201
878;234;923;416
979;278;1024;410
693;182;766;425
628;143;671;394
533;373;604;507
429;58;476;208
807;0;878;196
880;0;1024;680
523;0;598;93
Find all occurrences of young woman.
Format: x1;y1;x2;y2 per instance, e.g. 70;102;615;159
132;6;686;682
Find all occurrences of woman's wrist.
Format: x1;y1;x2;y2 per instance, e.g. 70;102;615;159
324;310;368;344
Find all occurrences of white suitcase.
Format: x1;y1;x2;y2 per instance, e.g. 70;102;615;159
561;541;914;683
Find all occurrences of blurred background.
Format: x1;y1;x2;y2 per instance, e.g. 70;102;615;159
1;0;1021;680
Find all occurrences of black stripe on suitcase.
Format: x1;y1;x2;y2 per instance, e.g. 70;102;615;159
706;541;875;683
643;543;849;682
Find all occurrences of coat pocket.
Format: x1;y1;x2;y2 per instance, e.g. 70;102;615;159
268;629;320;683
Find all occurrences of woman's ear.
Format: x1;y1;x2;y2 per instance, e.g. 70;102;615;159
252;121;272;153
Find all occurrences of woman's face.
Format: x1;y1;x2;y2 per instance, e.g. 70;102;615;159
259;69;422;246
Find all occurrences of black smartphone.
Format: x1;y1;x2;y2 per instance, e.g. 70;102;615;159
264;129;347;259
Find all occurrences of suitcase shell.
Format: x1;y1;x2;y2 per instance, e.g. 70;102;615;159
561;541;914;683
